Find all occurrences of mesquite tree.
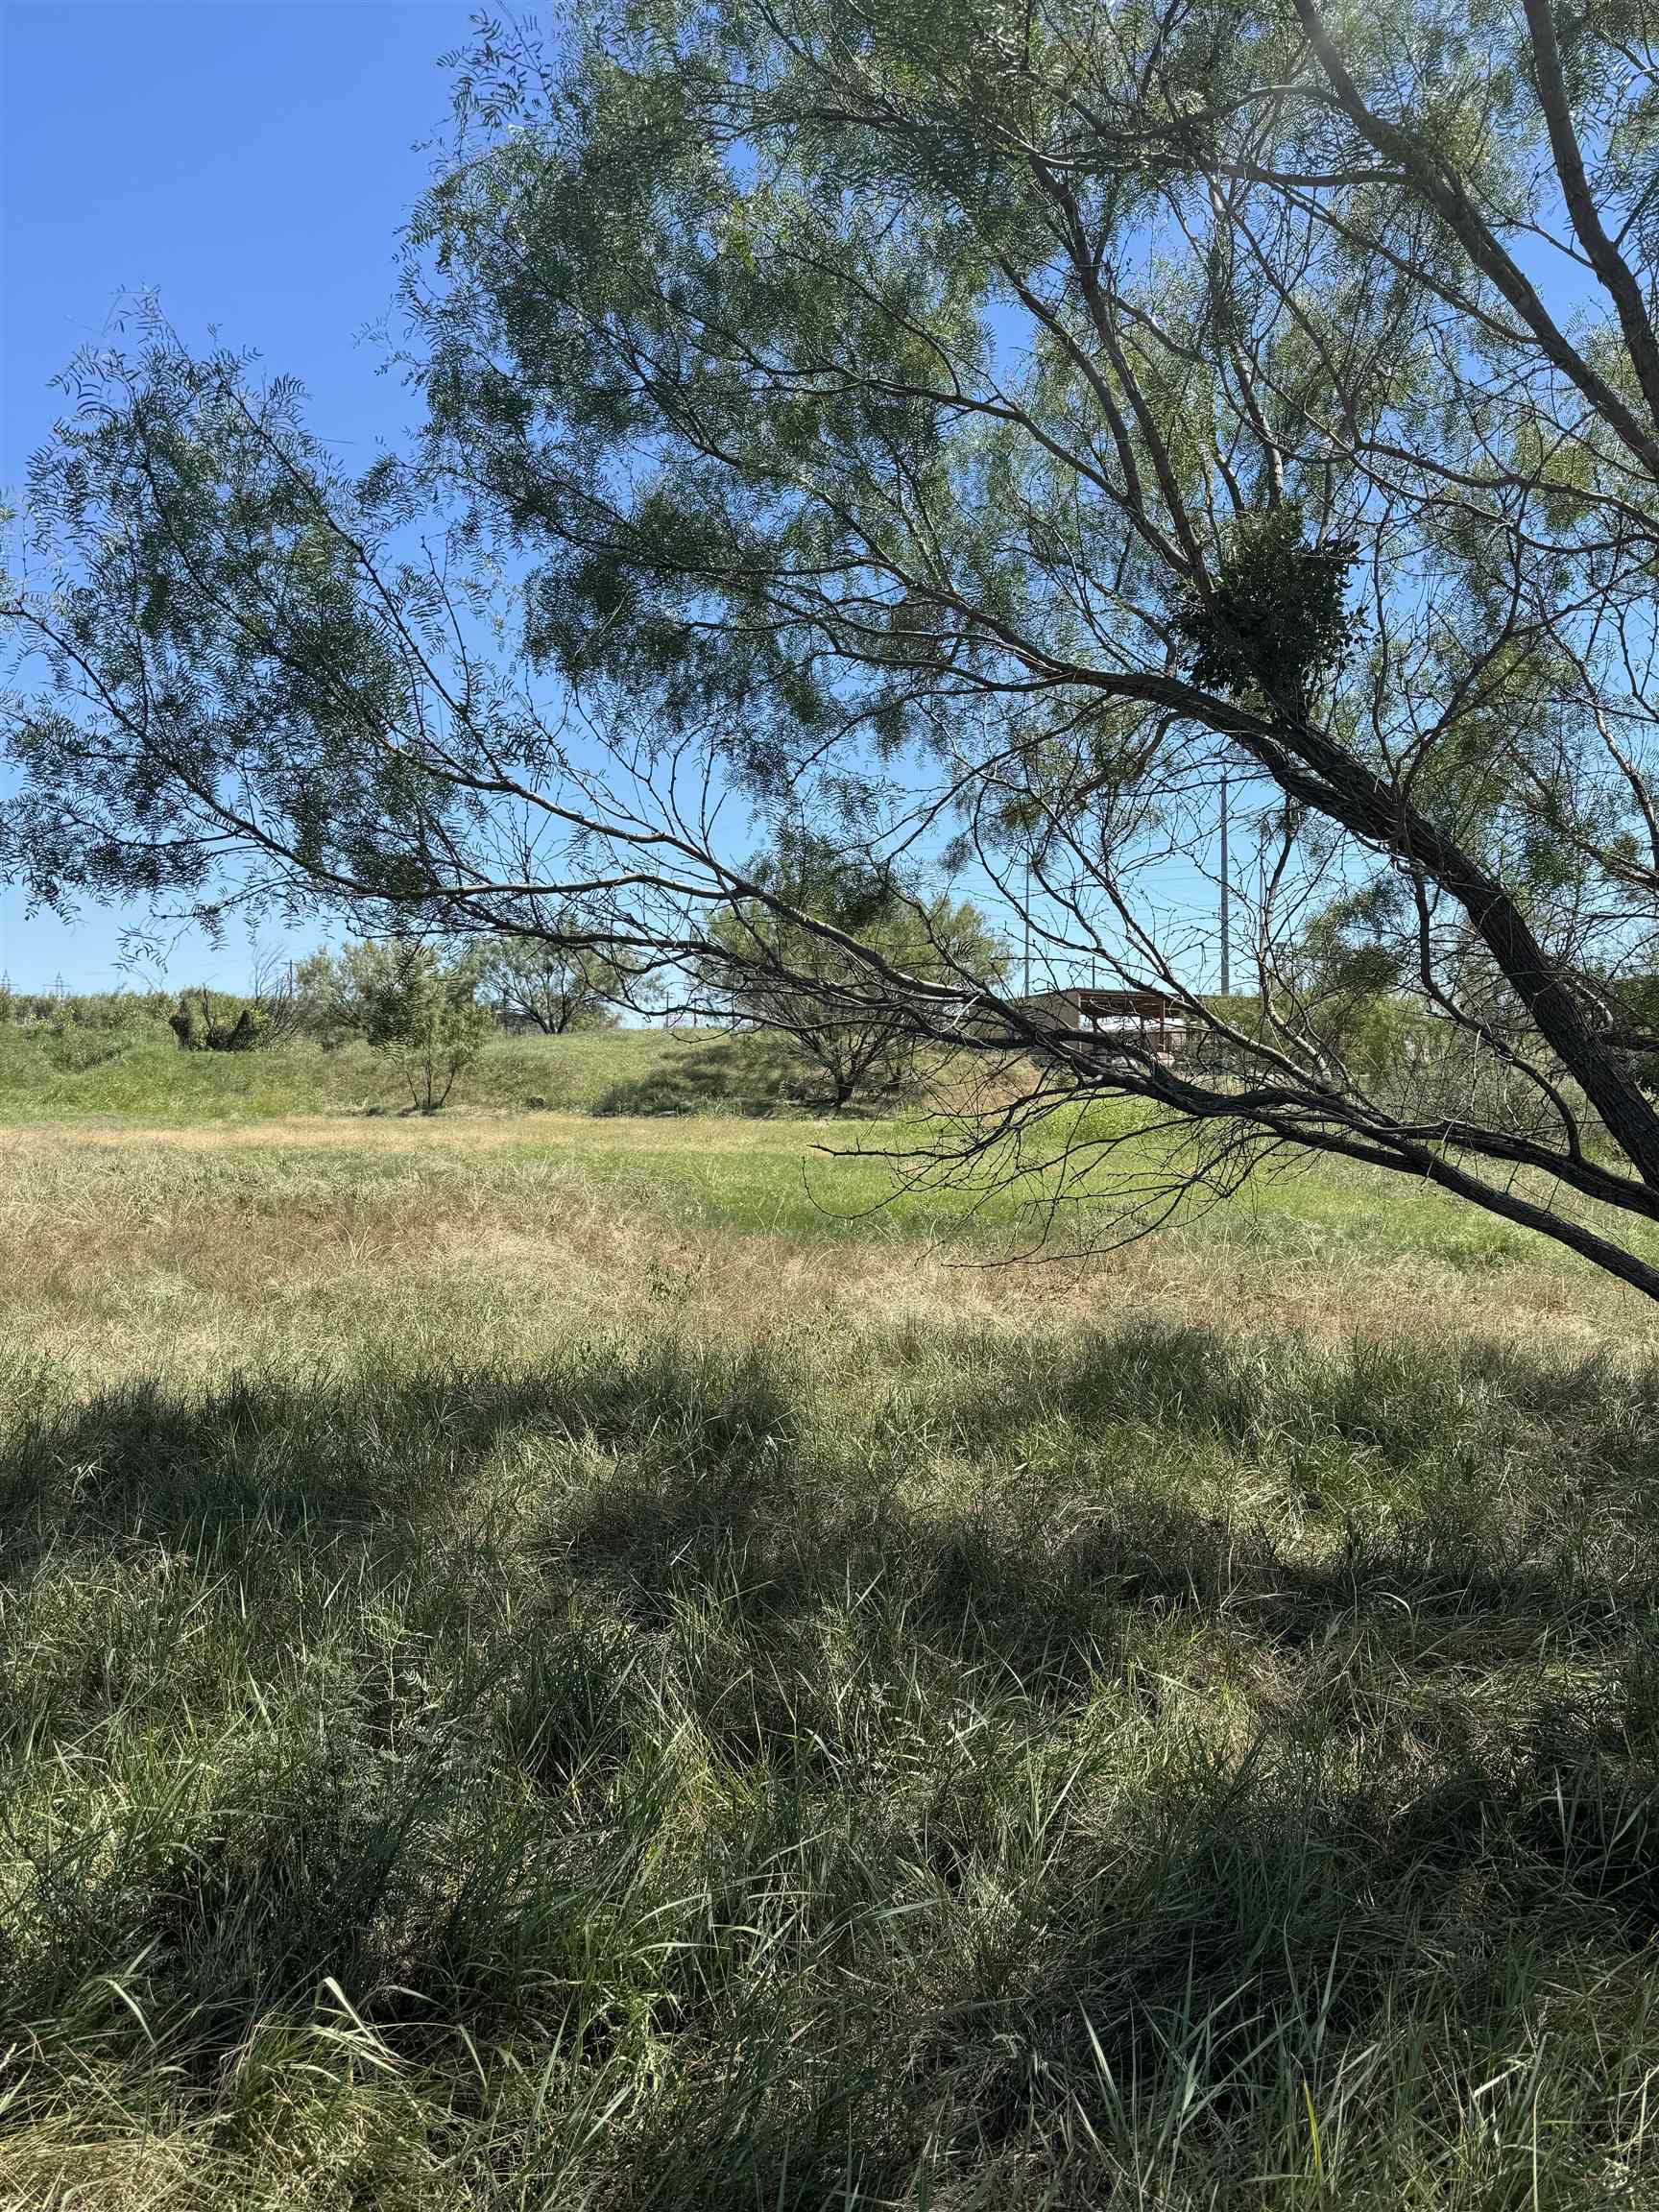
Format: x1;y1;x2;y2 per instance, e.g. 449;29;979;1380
10;0;1659;1290
477;927;633;1033
706;832;1010;1108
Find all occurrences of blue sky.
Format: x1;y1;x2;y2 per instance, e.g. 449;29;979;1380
1;0;1236;999
1;0;475;988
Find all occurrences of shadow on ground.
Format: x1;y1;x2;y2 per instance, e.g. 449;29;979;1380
6;1320;1659;2202
590;1029;907;1118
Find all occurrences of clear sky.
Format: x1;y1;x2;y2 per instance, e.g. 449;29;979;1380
1;0;476;989
1;0;1236;999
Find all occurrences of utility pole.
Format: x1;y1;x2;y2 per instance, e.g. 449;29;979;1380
1218;772;1231;999
1022;852;1032;999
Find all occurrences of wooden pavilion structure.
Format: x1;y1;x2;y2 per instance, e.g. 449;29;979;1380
1018;985;1189;1063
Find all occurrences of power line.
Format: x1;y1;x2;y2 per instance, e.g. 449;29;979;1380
1218;772;1231;998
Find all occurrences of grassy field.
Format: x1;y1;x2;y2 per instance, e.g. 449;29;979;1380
5;1048;1659;2207
0;1017;787;1122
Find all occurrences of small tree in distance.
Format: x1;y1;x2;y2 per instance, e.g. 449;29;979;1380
166;958;306;1053
477;933;631;1035
299;941;491;1112
708;838;1010;1112
169;989;266;1053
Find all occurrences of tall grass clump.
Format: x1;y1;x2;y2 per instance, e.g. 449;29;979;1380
3;1315;1659;2206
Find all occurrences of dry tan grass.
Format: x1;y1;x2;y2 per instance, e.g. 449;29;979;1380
4;1112;1654;1393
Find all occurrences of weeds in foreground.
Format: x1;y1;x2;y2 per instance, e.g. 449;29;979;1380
3;1321;1659;2205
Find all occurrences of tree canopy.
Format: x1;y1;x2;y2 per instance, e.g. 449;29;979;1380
11;0;1659;1289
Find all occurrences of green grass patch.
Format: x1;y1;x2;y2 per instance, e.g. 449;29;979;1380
4;1309;1659;2205
0;1021;793;1123
2;1097;1656;2204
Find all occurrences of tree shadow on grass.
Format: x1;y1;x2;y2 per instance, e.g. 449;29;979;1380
593;1031;817;1118
8;1320;1659;1691
6;1322;1659;2197
591;1028;912;1118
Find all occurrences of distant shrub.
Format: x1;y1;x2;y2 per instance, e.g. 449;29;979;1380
295;940;492;1110
477;931;637;1033
7;988;178;1072
73;992;173;1031
1;988;174;1030
168;989;268;1052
